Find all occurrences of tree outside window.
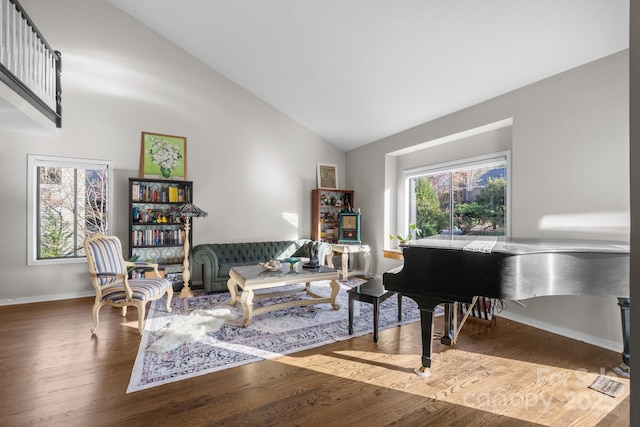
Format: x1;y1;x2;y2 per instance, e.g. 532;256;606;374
28;156;112;265
406;156;508;240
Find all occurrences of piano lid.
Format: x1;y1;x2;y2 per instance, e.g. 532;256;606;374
400;237;629;255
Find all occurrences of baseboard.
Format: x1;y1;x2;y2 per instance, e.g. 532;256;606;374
497;310;623;353
0;290;94;306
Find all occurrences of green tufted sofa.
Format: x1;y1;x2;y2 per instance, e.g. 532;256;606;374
192;240;333;293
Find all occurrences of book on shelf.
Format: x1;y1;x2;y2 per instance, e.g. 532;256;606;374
168;186;179;203
132;183;189;204
131;229;184;247
131;184;166;203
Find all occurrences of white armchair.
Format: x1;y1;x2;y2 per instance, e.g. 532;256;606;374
84;233;173;335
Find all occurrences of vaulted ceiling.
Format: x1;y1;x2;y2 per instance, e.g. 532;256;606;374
107;0;629;152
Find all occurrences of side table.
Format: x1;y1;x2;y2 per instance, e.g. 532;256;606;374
327;243;372;279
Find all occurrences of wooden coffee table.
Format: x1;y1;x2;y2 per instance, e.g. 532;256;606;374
227;264;341;327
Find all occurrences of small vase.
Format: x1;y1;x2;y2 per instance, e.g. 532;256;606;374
160;166;171;178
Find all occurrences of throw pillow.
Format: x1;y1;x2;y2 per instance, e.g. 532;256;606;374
292;242;311;258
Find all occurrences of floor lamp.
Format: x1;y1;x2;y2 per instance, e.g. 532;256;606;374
177;202;208;298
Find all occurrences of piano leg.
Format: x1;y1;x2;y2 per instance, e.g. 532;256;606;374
414;305;436;377
614;297;630;378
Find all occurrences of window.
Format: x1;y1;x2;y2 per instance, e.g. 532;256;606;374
27;155;113;265
403;152;509;240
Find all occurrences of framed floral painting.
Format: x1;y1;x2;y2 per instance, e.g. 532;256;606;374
140;132;187;180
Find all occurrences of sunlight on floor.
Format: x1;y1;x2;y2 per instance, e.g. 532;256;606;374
121;319;140;330
274;348;629;425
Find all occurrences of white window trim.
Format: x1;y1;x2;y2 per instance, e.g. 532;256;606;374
400;150;512;240
27;154;113;266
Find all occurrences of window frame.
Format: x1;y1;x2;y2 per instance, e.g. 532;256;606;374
27;154;113;266
401;150;511;241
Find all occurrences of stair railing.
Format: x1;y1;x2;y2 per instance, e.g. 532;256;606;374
0;0;61;127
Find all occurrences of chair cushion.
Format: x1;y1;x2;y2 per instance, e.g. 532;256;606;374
101;278;170;303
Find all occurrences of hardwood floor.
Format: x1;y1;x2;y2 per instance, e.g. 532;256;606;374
0;297;629;426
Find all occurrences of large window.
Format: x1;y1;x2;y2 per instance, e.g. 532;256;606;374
404;152;509;240
27;155;113;265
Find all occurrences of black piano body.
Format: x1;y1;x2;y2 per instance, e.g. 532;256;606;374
383;238;630;375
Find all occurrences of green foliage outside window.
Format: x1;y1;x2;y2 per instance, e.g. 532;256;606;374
414;177;448;237
411;166;506;238
40;207;74;258
475;177;506;232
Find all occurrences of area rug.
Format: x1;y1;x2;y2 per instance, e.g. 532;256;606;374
127;278;425;393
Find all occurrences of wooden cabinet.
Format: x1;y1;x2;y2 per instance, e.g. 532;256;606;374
128;178;193;288
311;189;354;243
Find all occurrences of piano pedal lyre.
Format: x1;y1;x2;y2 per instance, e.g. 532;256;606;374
442;297;497;346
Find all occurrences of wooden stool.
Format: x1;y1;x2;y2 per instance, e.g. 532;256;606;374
348;278;402;342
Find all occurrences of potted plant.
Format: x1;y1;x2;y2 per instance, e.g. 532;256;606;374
389;223;422;244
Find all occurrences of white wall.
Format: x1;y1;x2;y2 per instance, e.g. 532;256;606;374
0;0;344;303
346;51;629;351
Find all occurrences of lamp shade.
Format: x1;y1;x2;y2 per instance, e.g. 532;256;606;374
177;203;208;218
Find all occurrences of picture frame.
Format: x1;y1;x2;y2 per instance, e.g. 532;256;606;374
317;163;338;189
140;132;187;180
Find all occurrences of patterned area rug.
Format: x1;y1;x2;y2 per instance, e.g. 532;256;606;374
127;277;424;393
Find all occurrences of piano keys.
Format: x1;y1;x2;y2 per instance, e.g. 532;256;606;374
383;238;630;377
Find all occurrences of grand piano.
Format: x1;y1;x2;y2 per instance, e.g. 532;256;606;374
383;238;630;377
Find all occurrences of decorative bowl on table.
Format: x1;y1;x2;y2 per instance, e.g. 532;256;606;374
258;260;281;271
282;257;301;271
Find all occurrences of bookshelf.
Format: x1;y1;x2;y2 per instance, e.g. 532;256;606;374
311;189;354;243
128;177;193;289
